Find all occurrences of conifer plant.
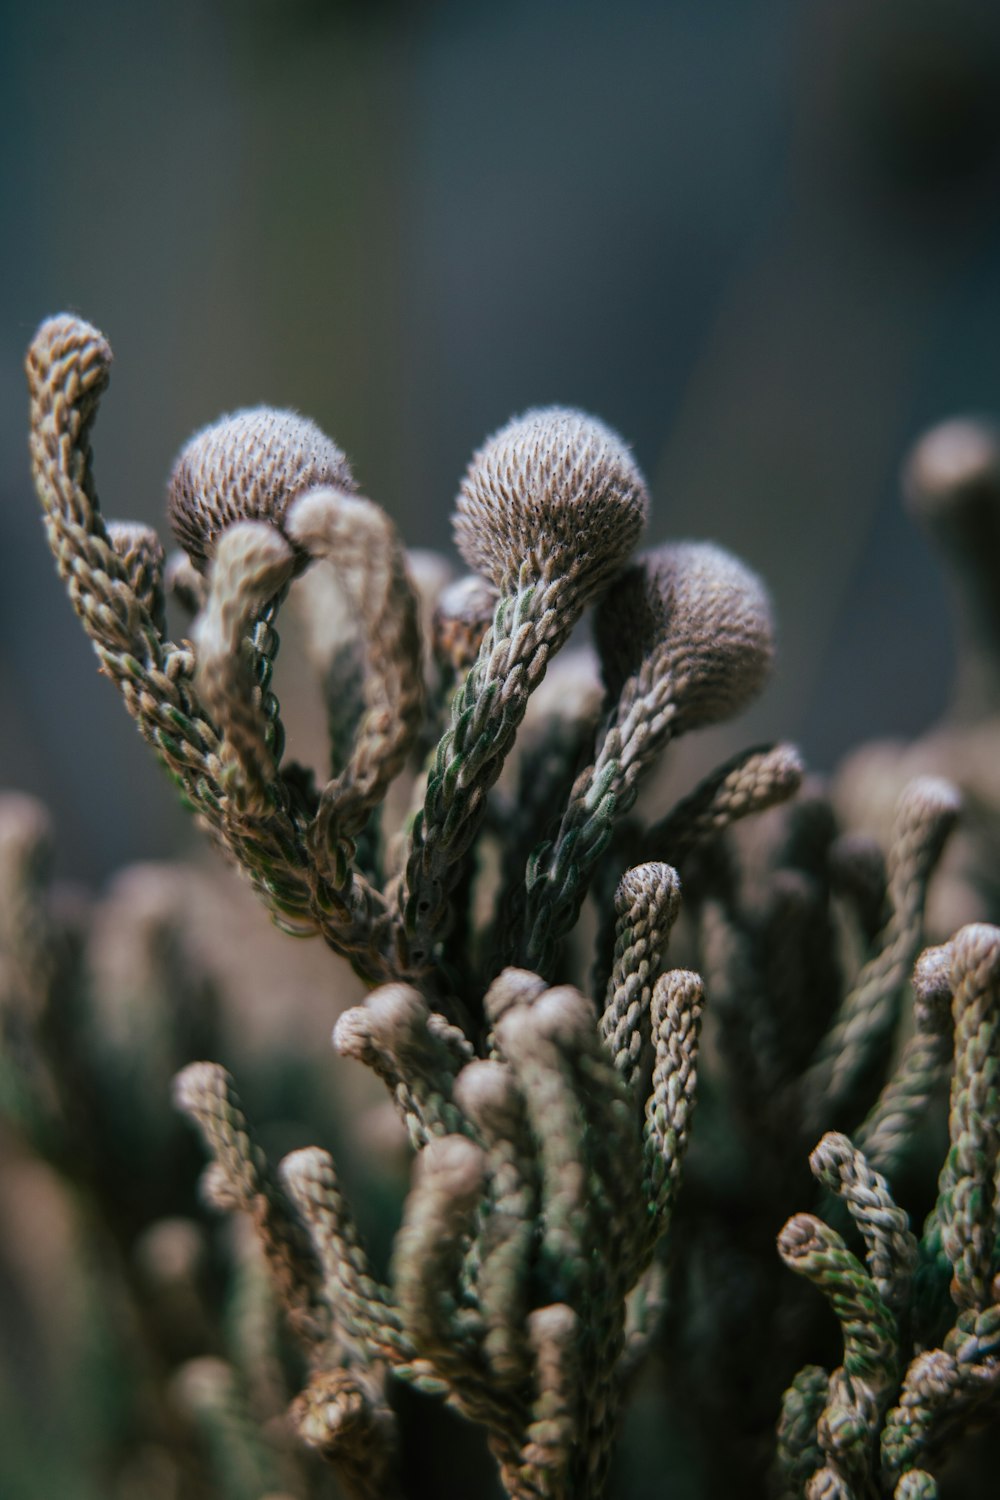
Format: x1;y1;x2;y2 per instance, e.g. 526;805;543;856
9;311;1000;1498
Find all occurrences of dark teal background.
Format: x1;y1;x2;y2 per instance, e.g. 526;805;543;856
4;0;1000;880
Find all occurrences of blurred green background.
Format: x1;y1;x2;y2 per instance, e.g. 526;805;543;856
3;0;1000;882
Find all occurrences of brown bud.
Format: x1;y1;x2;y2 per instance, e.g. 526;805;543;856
453;406;648;598
595;541;775;730
904;417;1000;527
168;407;355;571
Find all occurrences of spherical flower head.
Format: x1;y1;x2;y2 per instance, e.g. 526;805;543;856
904;417;1000;525
168;406;356;571
594;541;775;730
453;407;649;599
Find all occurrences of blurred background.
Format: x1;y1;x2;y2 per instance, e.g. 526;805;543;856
4;3;1000;1495
4;0;1000;883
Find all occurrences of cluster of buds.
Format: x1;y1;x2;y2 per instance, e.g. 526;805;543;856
774;925;1000;1500
26;318;779;1001
25;312;787;1495
23;312;1000;1498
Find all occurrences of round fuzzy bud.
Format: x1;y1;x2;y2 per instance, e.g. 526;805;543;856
168;407;356;571
903;417;1000;720
453;407;649;598
903;417;1000;529
595;541;775;731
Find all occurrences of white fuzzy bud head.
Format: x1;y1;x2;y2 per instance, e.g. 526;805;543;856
168;407;355;571
453;407;649;597
904;417;1000;524
595;541;775;730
